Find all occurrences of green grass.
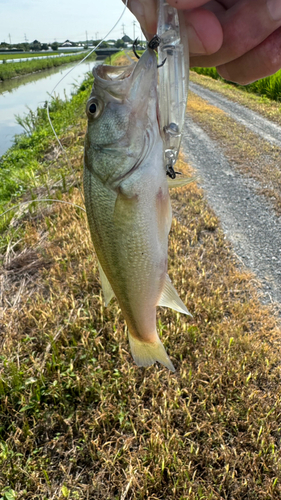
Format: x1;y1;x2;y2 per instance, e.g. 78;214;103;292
0;52;60;61
0;53;281;499
0;52;95;81
191;67;281;101
0;74;93;237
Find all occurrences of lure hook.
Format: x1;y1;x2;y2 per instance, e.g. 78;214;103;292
133;36;166;68
133;38;140;59
148;35;167;68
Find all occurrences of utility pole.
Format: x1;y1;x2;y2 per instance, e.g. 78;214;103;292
132;20;137;41
122;23;125;36
95;32;99;40
24;33;28;43
8;33;11;45
85;30;88;47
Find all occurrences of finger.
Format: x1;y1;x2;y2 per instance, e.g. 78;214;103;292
168;0;212;8
190;0;281;68
126;0;157;40
126;0;223;54
217;26;281;84
183;8;223;55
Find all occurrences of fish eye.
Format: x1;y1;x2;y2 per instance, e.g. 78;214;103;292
86;98;103;119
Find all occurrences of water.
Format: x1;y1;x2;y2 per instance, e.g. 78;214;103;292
0;59;96;157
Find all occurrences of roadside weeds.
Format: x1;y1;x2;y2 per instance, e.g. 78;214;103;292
0;58;281;499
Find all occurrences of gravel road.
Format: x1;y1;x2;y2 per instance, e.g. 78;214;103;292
183;87;281;309
190;82;281;148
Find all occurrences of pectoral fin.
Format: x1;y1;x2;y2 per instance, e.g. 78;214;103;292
158;275;192;316
167;176;197;189
97;260;115;306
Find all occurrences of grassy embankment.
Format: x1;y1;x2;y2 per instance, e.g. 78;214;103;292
0;53;61;60
0;53;281;498
0;52;94;81
192;66;281;102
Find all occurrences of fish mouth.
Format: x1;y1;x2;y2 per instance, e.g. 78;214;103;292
92;48;157;101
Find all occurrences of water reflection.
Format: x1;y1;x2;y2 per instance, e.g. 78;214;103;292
0;60;96;157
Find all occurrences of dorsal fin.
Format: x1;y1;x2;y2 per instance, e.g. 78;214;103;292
97;260;115;306
158;275;192;316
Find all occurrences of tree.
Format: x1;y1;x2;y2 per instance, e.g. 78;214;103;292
51;42;59;51
41;43;49;50
30;40;41;51
115;39;125;48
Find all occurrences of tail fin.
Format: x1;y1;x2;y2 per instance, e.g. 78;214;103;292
128;332;175;372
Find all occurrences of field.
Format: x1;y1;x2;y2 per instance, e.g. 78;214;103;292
0;56;281;498
0;52;95;81
191;67;281;102
0;53;61;61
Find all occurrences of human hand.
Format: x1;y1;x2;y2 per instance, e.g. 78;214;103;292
125;0;281;84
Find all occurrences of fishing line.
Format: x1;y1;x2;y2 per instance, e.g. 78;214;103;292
47;0;130;205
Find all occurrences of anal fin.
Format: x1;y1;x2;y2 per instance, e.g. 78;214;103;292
158;274;192;316
97;260;115;306
167;176;197;189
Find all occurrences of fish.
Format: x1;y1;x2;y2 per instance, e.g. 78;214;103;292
83;47;191;372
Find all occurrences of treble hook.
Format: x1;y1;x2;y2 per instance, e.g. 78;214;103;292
133;38;140;59
133;36;166;68
166;165;182;179
148;35;166;68
148;35;161;50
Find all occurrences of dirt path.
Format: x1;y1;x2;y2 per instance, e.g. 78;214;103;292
190;82;281;148
183;82;281;309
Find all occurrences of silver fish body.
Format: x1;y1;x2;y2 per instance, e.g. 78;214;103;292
83;48;190;371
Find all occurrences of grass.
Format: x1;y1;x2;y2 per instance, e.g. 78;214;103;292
0;54;281;498
0;52;61;61
187;91;281;215
0;52;95;82
0;75;94;221
191;67;281;102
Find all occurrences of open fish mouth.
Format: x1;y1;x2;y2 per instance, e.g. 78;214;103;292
92;48;158;102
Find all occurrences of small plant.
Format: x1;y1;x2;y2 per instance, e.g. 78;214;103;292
191;66;281;101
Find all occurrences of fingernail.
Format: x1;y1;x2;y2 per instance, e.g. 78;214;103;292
186;25;206;55
267;0;281;21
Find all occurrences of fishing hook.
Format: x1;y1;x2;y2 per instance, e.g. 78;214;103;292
166;159;182;179
133;38;140;59
148;35;161;50
148;35;167;68
133;35;167;68
157;57;167;68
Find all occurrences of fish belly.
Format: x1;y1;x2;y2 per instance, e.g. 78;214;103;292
84;144;171;341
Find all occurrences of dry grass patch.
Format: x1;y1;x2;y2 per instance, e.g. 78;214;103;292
187;92;281;215
0;146;281;498
190;71;281;126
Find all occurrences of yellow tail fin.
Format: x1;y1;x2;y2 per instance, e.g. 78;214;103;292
128;332;175;372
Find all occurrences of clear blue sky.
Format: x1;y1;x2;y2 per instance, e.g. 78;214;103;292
0;0;143;44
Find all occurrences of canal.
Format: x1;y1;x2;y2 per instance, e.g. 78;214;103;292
0;59;97;157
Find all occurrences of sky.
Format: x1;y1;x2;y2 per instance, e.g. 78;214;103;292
0;0;143;44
